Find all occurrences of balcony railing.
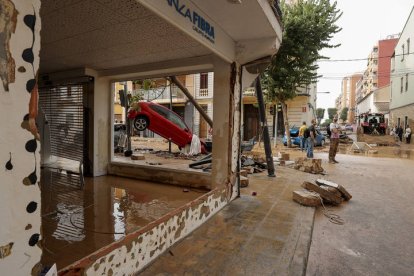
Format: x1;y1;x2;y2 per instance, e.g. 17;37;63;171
199;88;209;97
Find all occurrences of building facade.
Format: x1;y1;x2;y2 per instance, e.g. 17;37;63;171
356;36;398;120
390;7;414;129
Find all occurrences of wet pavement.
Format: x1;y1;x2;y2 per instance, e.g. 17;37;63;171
307;151;414;275
140;166;319;276
40;169;205;270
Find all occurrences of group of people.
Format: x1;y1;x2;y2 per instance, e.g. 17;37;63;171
390;125;411;144
298;116;341;163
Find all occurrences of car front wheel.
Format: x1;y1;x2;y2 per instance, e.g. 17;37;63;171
134;116;149;131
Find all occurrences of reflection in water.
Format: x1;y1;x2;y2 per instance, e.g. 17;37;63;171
52;203;85;242
41;172;204;270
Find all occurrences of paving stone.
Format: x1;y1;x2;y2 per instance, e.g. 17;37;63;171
315;179;352;200
301;181;343;205
292;189;322;207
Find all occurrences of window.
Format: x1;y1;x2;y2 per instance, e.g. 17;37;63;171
406;74;409;92
407;38;410;55
402;45;405;61
200;73;208;90
373;60;378;65
401;77;404;93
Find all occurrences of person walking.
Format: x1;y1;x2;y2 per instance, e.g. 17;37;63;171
329;116;340;164
299;121;307;152
405;125;412;144
397;125;403;142
306;119;317;158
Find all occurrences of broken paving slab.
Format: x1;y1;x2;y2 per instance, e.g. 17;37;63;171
294;158;324;174
315;179;352;201
302;181;343;205
240;176;249;188
292;189;321;207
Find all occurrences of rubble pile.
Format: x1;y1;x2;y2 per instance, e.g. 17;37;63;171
293;179;352;207
293;158;325;174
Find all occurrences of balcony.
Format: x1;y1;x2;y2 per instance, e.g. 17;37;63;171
199;88;209;97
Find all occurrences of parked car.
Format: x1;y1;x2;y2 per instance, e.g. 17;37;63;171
283;127;326;147
127;102;208;153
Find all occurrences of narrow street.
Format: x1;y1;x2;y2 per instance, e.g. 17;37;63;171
307;150;414;276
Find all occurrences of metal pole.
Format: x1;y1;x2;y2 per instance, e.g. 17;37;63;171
124;83;132;156
274;105;278;148
255;77;275;177
169;81;172;153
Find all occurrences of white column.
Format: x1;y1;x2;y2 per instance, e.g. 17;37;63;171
211;58;241;195
0;0;42;274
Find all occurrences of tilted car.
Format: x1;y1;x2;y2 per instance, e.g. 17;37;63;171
127;102;208;153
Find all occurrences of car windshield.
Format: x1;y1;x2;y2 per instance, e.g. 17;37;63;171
150;104;187;130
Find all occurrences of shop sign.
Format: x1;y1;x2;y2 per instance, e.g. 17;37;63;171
167;0;215;43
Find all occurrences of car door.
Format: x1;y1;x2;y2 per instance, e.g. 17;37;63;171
149;104;190;147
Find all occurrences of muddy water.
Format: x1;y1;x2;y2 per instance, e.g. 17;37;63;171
41;169;205;270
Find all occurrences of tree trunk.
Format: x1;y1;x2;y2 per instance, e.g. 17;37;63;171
168;76;213;128
281;102;292;147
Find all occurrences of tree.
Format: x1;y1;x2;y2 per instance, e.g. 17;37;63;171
321;119;332;127
327;108;338;120
316;108;325;124
262;0;342;147
340;107;348;122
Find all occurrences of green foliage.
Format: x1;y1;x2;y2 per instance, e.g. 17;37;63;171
262;0;342;102
316;108;325;120
327;108;338;120
340;107;348;121
321;118;332;127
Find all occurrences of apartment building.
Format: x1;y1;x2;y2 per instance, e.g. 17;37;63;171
356;36;398;120
390;7;414;129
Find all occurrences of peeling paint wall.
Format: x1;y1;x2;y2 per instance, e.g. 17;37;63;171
61;186;238;275
0;0;42;274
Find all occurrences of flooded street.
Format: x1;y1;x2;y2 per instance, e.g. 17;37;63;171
306;149;414;275
40;170;205;269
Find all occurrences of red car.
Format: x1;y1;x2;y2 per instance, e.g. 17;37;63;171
128;102;206;152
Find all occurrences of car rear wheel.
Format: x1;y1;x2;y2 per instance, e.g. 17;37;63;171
134;116;149;131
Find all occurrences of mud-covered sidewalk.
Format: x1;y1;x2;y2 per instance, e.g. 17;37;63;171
140;164;320;275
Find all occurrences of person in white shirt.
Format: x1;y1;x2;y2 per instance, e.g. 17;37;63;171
405;125;411;144
329;116;340;164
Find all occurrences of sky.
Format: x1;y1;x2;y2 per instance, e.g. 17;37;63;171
316;0;414;115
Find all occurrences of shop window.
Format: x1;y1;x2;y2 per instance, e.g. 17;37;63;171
406;74;409;92
200;73;208;90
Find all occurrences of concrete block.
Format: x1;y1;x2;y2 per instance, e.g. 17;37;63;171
240;176;249;188
302;181;343;205
292;189;321;207
239;170;248;177
131;154;145;160
315;179;352;200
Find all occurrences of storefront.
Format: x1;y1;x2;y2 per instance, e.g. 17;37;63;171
0;0;282;274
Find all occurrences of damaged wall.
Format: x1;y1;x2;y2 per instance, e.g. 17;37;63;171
60;185;238;275
0;0;42;274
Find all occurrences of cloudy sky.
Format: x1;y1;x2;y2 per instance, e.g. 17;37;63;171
316;0;414;113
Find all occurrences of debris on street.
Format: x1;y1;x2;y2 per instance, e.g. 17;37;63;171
131;154;145;160
292;179;352;207
293;158;324;174
292;189;321;207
